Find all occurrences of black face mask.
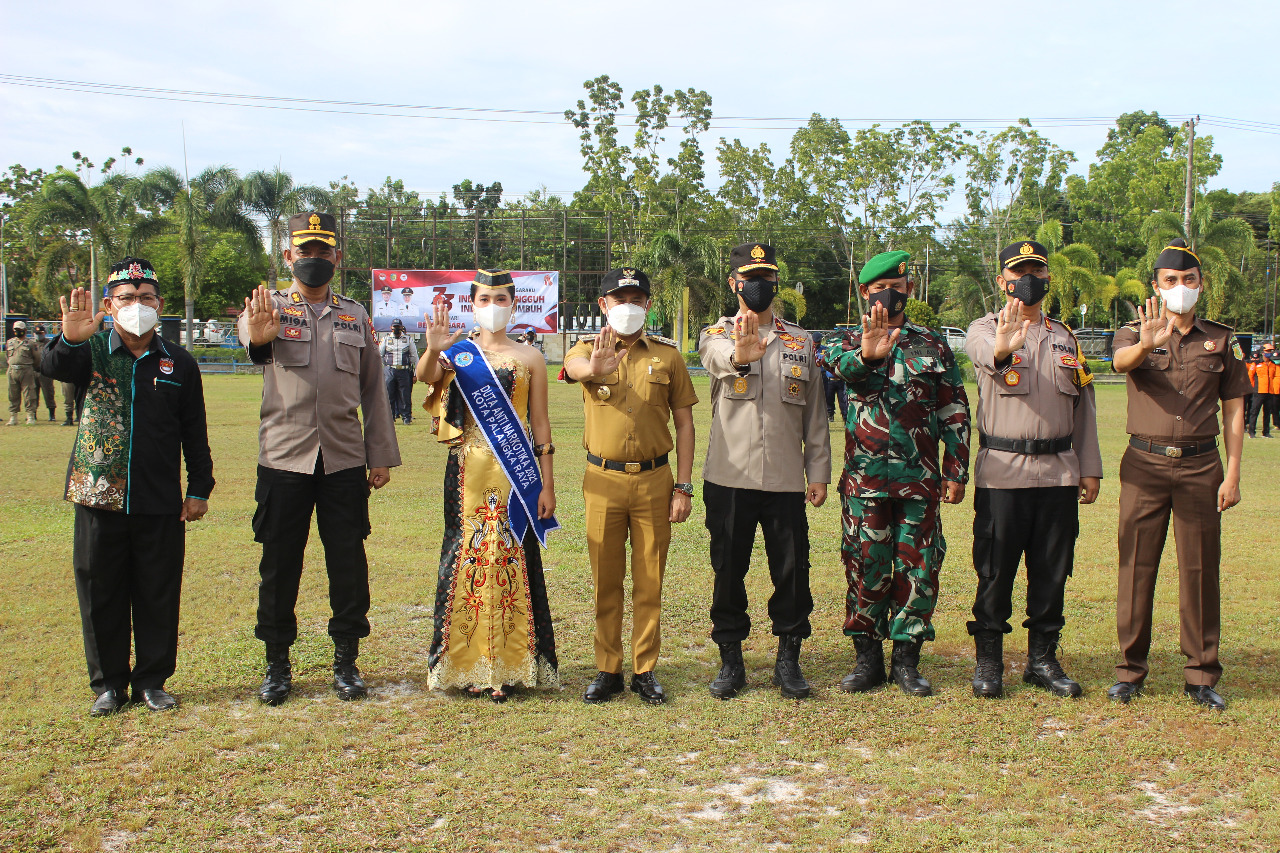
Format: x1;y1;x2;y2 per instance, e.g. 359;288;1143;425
868;288;907;317
737;277;777;313
292;257;335;288
1006;273;1049;306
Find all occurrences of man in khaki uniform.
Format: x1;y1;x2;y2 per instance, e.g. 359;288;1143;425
700;242;831;701
965;240;1102;700
1109;239;1250;711
238;211;401;706
6;320;38;425
565;268;698;705
32;325;58;422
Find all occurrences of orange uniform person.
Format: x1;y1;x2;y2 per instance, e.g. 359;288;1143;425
1246;344;1277;438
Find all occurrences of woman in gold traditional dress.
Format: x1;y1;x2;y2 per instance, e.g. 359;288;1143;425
416;271;557;701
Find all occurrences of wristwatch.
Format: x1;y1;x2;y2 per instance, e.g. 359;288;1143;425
673;482;695;497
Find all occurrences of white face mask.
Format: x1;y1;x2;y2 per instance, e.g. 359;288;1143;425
1159;284;1201;315
115;303;159;337
473;303;513;333
607;303;648;337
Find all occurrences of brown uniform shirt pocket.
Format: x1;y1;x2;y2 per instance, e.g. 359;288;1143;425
724;364;758;400
780;360;808;406
1053;364;1080;397
274;329;312;367
588;371;619;405
995;368;1030;396
643;368;670;406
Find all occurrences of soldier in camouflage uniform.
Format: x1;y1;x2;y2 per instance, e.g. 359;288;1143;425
821;250;970;697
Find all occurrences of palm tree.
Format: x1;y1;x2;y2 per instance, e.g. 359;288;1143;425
1140;203;1255;318
24;168;151;304
141;166;262;342
1095;267;1148;328
637;230;724;348
1036;220;1099;324
239;168;331;288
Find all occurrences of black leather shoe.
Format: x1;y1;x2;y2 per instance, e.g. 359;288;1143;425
839;636;886;693
1107;681;1143;704
630;671;666;705
333;637;367;700
709;641;746;700
1185;684;1226;711
772;635;811;699
971;630;1004;699
584;671;624;704
890;639;933;697
134;687;178;711
90;689;129;717
259;643;293;706
1024;631;1082;697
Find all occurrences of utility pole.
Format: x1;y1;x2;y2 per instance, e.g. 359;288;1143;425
1183;116;1198;241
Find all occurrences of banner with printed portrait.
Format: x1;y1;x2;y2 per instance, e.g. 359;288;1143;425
370;270;559;334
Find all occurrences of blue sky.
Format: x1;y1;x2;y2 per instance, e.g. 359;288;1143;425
2;0;1276;211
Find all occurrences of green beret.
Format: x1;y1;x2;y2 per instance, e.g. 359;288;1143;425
858;250;910;285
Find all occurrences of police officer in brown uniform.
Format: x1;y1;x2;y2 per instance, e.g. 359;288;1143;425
6;320;38;425
700;243;831;700
1109;239;1249;710
32;325;59;422
965;240;1102;699
564;268;698;705
238;212;401;705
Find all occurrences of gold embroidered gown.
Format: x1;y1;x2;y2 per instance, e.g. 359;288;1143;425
424;351;558;691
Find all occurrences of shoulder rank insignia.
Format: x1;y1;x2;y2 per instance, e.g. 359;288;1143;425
331;294;340;307
290;292;302;303
1004;371;1021;387
705;326;724;336
647;334;678;348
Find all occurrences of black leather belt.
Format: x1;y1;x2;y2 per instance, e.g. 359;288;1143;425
979;434;1072;455
587;452;668;473
1128;437;1218;459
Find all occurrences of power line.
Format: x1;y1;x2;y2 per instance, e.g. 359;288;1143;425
4;73;1279;135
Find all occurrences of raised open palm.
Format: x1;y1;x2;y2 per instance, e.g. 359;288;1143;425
242;285;281;345
860;302;900;361
733;311;769;364
1136;296;1176;350
426;298;464;353
588;325;626;376
59;287;106;343
993;298;1031;361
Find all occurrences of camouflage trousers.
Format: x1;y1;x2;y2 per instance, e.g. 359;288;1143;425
841;496;946;642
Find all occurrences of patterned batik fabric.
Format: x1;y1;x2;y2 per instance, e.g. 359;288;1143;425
820;323;970;501
426;352;558;691
66;334;134;511
841;495;946;642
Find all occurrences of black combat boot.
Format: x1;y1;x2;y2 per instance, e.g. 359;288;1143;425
972;630;1004;699
839;636;886;693
708;641;746;700
1024;631;1082;698
890;639;933;697
258;643;292;706
332;637;368;701
772;635;811;699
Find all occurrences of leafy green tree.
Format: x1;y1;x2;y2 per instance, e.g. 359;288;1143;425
140;166;262;340
636;230;723;346
239;167;331;288
1066;112;1222;269
904;297;938;329
1;164;50;315
24;150;151;304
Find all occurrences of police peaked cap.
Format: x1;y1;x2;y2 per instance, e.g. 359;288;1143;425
289;212;337;247
1154;238;1201;272
859;250;911;284
729;242;778;274
998;240;1049;270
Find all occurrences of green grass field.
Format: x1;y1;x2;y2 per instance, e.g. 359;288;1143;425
2;374;1279;852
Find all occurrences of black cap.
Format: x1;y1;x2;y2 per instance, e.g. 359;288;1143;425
288;212;337;247
1154;238;1201;272
472;269;514;288
729;242;778;275
601;267;651;297
381;286;392;294
401;287;413;296
998;240;1049;270
391;318;405;329
105;257;160;292
34;324;46;334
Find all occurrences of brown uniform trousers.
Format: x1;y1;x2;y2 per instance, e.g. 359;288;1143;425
1113;318;1250;688
567;333;698;675
6;337;38;418
1116;446;1223;686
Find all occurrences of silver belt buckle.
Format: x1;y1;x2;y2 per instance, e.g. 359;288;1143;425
624;462;642;473
1165;446;1182;458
